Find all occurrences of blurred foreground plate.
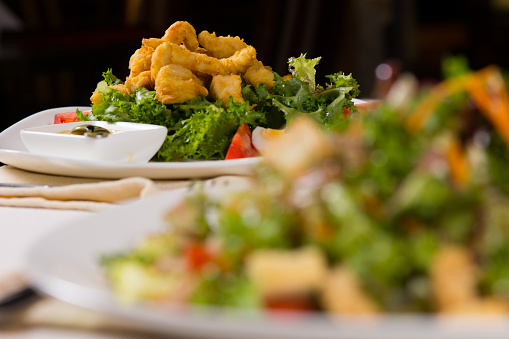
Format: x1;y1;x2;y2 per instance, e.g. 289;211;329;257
0;107;261;179
25;189;509;339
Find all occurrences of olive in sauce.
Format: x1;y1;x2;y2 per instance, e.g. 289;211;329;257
58;125;112;138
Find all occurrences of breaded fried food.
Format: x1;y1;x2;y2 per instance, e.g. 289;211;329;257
155;64;208;104
142;21;199;52
90;91;102;106
162;21;199;51
129;45;154;78
194;71;213;85
193;47;215;57
245;247;328;299
151;41;257;81
198;30;248;59
99;21;260;107
430;245;509;314
219;45;257;74
430;245;478;310
125;70;154;94
244;60;275;89
151;42;226;81
210;74;244;104
142;37;163;49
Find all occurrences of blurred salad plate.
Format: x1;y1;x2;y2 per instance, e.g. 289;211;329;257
25;188;509;339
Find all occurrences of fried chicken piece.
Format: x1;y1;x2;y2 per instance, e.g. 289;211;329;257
151;41;257;81
154;64;208;104
209;74;244;104
129;45;154;78
125;70;154;94
193;47;215;57
321;266;379;315
197;30;248;59
195;71;213;86
244;60;274;89
245;247;328;299
142;37;163;49
161;21;199;51
90;91;102;105
151;42;226;81
430;245;509;314
141;21;198;52
219;45;257;74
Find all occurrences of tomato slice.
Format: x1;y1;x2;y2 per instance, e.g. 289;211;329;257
185;243;211;272
265;296;315;312
54;111;90;124
225;124;258;160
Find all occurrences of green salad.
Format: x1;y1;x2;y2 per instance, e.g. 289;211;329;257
77;54;359;161
101;57;509;315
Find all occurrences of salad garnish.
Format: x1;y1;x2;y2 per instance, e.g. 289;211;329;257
75;21;359;161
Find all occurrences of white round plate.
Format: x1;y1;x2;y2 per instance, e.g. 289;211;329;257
25;189;509;339
0;107;262;179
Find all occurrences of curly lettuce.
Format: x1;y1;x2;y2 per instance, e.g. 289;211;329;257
288;53;321;91
243;55;360;131
79;74;264;161
157;98;264;161
81;55;360;161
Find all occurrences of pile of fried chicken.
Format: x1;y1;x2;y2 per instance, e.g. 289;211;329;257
91;21;275;106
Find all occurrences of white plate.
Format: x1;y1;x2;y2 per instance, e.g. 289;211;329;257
25;189;509;339
0;107;262;179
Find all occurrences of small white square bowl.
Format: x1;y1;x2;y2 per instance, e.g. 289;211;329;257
20;121;168;163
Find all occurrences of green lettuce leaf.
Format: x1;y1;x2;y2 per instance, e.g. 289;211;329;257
288;53;321;91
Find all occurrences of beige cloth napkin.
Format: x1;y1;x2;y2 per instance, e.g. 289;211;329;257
0;166;193;210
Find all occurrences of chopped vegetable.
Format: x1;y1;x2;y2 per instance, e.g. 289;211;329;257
54;111;90;124
225;123;258;160
185;243;212;271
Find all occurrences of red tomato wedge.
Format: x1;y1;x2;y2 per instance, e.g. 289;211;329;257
265;296;315;312
225;123;258;160
185;243;211;272
54;111;90;124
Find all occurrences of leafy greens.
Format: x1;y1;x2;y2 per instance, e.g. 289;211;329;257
80;54;360;161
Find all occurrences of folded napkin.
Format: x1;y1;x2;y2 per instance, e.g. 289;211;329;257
0;166;191;210
0;177;159;210
0;166;255;211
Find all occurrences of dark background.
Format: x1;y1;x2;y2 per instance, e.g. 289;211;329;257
1;0;508;132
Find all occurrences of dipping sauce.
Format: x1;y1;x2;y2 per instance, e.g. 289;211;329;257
58;125;125;137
